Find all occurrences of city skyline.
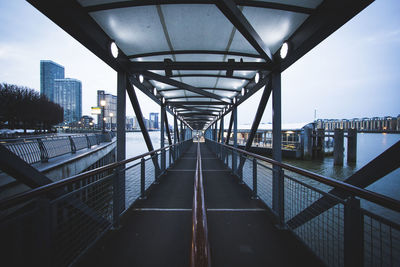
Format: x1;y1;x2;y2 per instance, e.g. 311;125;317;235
0;1;399;128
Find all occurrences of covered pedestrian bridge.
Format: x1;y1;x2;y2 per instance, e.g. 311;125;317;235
1;0;400;266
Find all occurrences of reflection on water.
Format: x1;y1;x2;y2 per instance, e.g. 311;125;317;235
284;133;400;200
126;131;161;159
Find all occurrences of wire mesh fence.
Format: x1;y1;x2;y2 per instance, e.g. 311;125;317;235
0;139;193;267
205;138;400;267
363;209;400;267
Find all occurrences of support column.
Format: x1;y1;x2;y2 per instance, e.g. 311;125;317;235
347;129;357;163
164;109;172;146
271;71;284;224
334;128;344;166
225;111;234;144
126;79;160;173
180;120;184;141
174;115;179;143
213;122;217;141
117;72;126;211
220;116;224;143
161;104;166;172
233;106;238;173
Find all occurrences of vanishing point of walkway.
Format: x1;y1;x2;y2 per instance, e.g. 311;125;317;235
76;142;323;267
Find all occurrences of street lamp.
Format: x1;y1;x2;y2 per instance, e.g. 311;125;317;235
110;112;114;131
100;100;106;133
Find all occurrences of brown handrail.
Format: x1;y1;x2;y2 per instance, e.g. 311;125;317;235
190;142;211;267
0;140;191;210
209;139;400;213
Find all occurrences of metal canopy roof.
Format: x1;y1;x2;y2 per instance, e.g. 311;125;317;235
28;0;373;130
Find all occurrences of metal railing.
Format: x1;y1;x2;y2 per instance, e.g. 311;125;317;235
190;142;211;267
0;138;192;267
2;132;115;164
205;138;400;267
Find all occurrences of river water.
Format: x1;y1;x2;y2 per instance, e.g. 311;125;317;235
125;132;399;219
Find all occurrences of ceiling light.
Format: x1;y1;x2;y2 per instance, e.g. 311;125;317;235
139;74;144;83
110;41;118;58
162;97;165;104
254;73;260;83
233;97;236;104
280;42;289;59
153;87;157;96
241;88;245;96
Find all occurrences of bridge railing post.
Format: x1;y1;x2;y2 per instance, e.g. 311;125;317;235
238;154;244;184
232;150;236;174
37;138;49;163
252;158;258;199
112;168;121;228
140;158;146;199
344;196;363;267
34;196;52;266
85;134;91;148
273;167;285;226
154;153;160;183
68;136;76;154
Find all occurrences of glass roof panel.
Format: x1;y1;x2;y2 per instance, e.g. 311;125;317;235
250;0;323;9
131;55;173;62
229;30;259;55
174;70;221;76
160;90;202;98
161;4;232;51
216;77;248;90
90;6;170;55
168;97;214;102
241;6;309;54
149;80;175;90
179;77;218;88
204;90;237;98
175;54;224;62
234;70;258;78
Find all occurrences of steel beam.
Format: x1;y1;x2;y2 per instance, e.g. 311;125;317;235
216;0;273;62
164;109;172;145
169;74;251;81
225;111;234;144
220;115;225;143
131;62;271;71
142;71;231;103
126;81;161;172
174;115;179;143
237;79;272;172
271;71;283;223
168;101;229;106
128;49;262;59
160;87;240;93
117;72;127;211
180;120;184;141
161;104;166;172
85;0;314;14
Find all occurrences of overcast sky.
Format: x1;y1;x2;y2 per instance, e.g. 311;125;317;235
0;0;399;127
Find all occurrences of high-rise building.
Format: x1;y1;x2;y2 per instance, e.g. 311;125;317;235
149;112;159;129
54;78;82;123
40;60;65;101
97;90;117;129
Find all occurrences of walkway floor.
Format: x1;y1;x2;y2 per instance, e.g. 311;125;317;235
76;142;324;267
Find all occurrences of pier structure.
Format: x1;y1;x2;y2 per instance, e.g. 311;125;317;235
1;1;400;267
